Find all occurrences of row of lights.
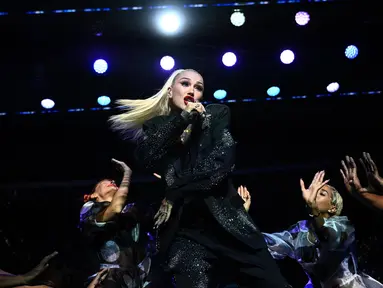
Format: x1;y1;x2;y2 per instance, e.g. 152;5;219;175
41;96;111;109
230;10;311;27
92;45;359;75
38;82;341;110
0;1;336;17
0;90;375;116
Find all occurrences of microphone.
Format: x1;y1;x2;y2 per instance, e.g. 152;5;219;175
181;96;200;144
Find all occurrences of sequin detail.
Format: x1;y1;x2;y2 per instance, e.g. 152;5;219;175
138;114;189;169
193;129;236;190
210;199;259;239
201;113;212;130
165;164;176;186
167;237;212;288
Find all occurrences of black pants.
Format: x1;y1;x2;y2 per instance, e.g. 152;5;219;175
167;237;290;288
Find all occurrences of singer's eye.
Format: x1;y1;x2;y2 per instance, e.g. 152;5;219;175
181;81;190;87
196;86;204;92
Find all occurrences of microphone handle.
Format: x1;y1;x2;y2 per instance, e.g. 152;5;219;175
190;110;206;119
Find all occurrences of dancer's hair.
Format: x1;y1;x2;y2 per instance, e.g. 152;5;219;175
109;69;190;140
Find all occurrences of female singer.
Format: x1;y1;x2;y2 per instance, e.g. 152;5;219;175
110;69;289;288
247;171;383;288
79;159;154;288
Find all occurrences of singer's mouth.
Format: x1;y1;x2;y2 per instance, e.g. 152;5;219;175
184;95;195;105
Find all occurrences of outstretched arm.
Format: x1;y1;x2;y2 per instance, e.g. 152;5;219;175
341;155;383;211
97;159;132;222
0;252;58;288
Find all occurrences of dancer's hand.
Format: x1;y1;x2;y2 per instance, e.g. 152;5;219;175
184;102;206;114
300;171;329;215
22;251;58;283
340;156;369;195
87;268;109;288
237;186;251;212
154;198;173;229
112;158;132;175
359;152;383;194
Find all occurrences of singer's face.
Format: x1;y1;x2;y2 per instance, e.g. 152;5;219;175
169;70;204;110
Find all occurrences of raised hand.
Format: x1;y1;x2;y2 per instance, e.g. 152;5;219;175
112;158;132;174
87;268;109;288
360;152;383;194
340;156;368;195
153;199;173;229
23;251;58;283
237;186;251;212
300;171;329;214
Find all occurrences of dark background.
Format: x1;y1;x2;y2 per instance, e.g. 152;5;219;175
0;0;382;286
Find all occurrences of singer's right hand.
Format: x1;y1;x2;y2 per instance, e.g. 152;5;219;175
184;102;206;114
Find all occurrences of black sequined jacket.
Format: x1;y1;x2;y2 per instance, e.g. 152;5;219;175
136;104;266;252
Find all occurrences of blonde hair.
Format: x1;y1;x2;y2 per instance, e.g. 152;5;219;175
109;69;188;140
327;185;343;216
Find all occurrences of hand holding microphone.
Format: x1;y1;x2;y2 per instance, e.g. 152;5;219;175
181;97;205;143
183;96;206;116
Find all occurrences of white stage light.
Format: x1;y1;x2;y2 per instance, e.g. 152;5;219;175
230;11;245;27
41;99;55;109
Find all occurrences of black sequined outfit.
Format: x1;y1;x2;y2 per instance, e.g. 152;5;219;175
136;104;289;288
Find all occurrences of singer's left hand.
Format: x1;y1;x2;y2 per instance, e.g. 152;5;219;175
154;198;173;229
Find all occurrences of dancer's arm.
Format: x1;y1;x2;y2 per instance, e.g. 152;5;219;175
97;159;132;222
0;252;58;288
358;193;383;210
80;160;132;244
341;155;383;211
262;224;299;260
237;185;251;212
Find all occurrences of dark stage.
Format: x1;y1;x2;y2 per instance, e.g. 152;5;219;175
0;0;382;287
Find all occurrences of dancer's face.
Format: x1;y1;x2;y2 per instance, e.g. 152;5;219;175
315;185;337;214
92;179;118;202
168;70;204;111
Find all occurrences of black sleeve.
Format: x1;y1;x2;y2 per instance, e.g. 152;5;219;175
165;104;237;203
135;112;192;171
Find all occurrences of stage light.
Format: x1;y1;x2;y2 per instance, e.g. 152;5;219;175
267;86;280;97
280;50;295;64
295;11;310;26
345;45;358;59
41;99;55;109
160;56;175;71
214;89;227;100
156;10;183;36
327;82;340;93
93;59;108;74
230;11;245;27
222;52;237;67
97;96;111;106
